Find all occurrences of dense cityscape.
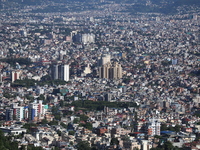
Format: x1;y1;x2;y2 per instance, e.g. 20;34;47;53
0;0;199;150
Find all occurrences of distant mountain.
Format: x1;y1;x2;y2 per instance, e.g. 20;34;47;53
1;0;199;14
3;0;200;5
174;0;200;6
119;0;200;14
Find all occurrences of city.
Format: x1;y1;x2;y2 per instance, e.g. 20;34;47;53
0;0;199;150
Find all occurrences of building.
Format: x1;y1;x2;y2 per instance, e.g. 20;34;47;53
122;139;141;150
83;64;92;76
71;31;82;43
51;64;69;81
71;31;95;44
0;126;27;136
147;118;160;136
99;62;122;79
104;93;112;102
28;100;46;121
98;54;111;66
82;33;95;44
5;109;13;121
11;70;21;82
12;103;24;121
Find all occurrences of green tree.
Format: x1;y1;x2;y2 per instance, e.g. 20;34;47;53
57;130;62;136
150;148;161;150
110;138;119;145
163;141;174;150
168;126;175;131
41;119;48;124
38;94;45;101
0;130;19;150
79;122;93;130
60;122;68;128
73;118;80;124
79;114;89;122
27;145;44;150
23;123;37;133
60;100;64;107
174;125;181;132
161;124;168;131
0;57;32;66
77;141;91;150
48;121;58;126
68;131;75;135
154;135;162;139
3;92;11;98
54;113;61;121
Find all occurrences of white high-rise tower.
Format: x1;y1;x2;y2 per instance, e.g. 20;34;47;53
51;64;70;82
62;64;69;81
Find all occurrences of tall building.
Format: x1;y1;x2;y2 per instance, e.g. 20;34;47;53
0;74;2;82
98;54;111;66
104;93;112;101
71;31;95;44
28;100;46;121
147;118;160;136
99;62;122;79
193;14;198;20
6;109;13;121
71;31;82;43
51;64;69;81
6;103;24;121
12;103;24;121
82;33;95;44
52;64;59;80
11;70;21;82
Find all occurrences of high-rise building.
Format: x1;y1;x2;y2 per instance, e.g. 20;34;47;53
52;64;59;80
147;118;160;136
99;62;122;79
51;64;69;81
12;103;24;121
193;14;198;20
71;31;95;44
104;93;112;101
61;64;69;81
82;33;95;44
6;109;13;121
0;74;2;82
71;31;82;43
28;100;46;121
98;54;111;66
11;70;21;82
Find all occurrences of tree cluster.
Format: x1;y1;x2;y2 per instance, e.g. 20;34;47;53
161;124;182;132
0;57;32;66
12;78;67;88
68;100;138;111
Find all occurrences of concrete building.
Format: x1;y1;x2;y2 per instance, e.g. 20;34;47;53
11;70;21;82
51;64;69;81
12;103;24;121
82;33;95;44
28;100;46;121
99;62;122;79
0;126;27;136
147;118;160;136
5;109;13;121
99;54;111;66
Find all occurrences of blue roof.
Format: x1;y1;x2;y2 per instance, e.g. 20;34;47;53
161;131;175;134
